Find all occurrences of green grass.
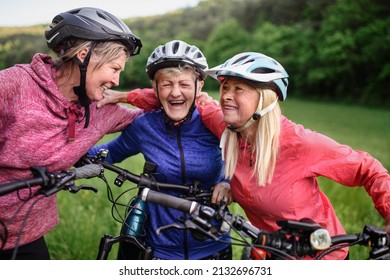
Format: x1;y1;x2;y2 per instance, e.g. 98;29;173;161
45;96;390;260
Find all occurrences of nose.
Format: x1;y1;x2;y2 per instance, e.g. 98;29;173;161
170;83;182;97
221;88;234;101
112;73;120;87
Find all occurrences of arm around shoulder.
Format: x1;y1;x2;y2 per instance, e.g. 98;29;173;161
127;88;159;110
96;88;159;111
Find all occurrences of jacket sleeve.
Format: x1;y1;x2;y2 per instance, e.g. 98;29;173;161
127;88;160;111
88;123;140;164
196;102;227;139
0;67;19;130
303;130;390;218
91;102;144;134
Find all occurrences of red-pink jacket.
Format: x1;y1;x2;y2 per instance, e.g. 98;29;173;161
198;102;390;259
0;54;154;250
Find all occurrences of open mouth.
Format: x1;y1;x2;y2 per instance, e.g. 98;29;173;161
223;105;238;111
169;100;185;107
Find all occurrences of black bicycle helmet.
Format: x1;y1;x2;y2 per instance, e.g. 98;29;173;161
146;40;208;80
45;7;143;131
45;7;142;55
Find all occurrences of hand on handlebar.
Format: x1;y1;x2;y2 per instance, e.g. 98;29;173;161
211;181;232;205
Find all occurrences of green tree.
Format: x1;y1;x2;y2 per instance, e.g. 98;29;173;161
203;19;250;90
311;0;390;106
204;19;249;66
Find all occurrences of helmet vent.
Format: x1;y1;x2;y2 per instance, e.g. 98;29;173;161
251;67;275;74
232;55;250;65
96;11;108;21
172;41;180;54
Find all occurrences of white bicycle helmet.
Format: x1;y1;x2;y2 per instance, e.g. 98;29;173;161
146;40;208;80
206;52;289;101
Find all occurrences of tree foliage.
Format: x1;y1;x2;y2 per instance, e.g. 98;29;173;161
0;0;388;107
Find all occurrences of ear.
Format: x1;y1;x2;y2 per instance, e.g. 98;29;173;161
75;48;89;63
195;80;205;97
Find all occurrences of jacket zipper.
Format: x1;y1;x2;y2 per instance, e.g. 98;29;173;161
176;126;189;260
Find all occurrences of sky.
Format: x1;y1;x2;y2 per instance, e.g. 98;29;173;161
0;0;201;27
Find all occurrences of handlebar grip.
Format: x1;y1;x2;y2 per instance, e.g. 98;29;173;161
74;164;103;179
141;188;199;214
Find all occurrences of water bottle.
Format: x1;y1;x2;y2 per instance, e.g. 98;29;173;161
121;197;148;237
117;197;148;259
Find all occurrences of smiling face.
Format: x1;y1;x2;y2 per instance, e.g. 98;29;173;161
154;67;204;121
85;53;127;102
219;77;260;128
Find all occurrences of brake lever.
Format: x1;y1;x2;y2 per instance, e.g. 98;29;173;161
156;219;219;242
156;223;188;234
185;219;220;241
68;183;98;194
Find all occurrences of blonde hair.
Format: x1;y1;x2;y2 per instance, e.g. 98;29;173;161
54;40;130;85
154;64;202;82
224;88;281;186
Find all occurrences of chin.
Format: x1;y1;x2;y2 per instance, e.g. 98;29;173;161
166;112;186;121
90;94;103;102
223;116;235;124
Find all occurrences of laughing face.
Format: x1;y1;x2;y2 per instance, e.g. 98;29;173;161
219;77;260;128
154;68;204;121
85;53;128;102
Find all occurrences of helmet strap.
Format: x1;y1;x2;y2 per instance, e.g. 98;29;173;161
72;42;97;129
228;94;278;133
253;96;278;120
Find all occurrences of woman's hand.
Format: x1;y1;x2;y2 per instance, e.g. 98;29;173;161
211;181;232;205
196;91;220;106
96;89;128;108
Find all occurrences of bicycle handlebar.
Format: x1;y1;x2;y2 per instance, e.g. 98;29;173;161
0;164;103;196
80;151;212;200
141;188;390;260
141;188;199;214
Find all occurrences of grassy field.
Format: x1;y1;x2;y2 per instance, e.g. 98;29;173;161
45;96;390;260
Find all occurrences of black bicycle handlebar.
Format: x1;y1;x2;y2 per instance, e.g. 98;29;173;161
80;151;212;200
0;164;103;196
141;187;199;214
141;188;390;260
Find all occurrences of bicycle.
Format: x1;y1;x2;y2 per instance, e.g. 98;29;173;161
3;151;388;260
140;187;390;260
